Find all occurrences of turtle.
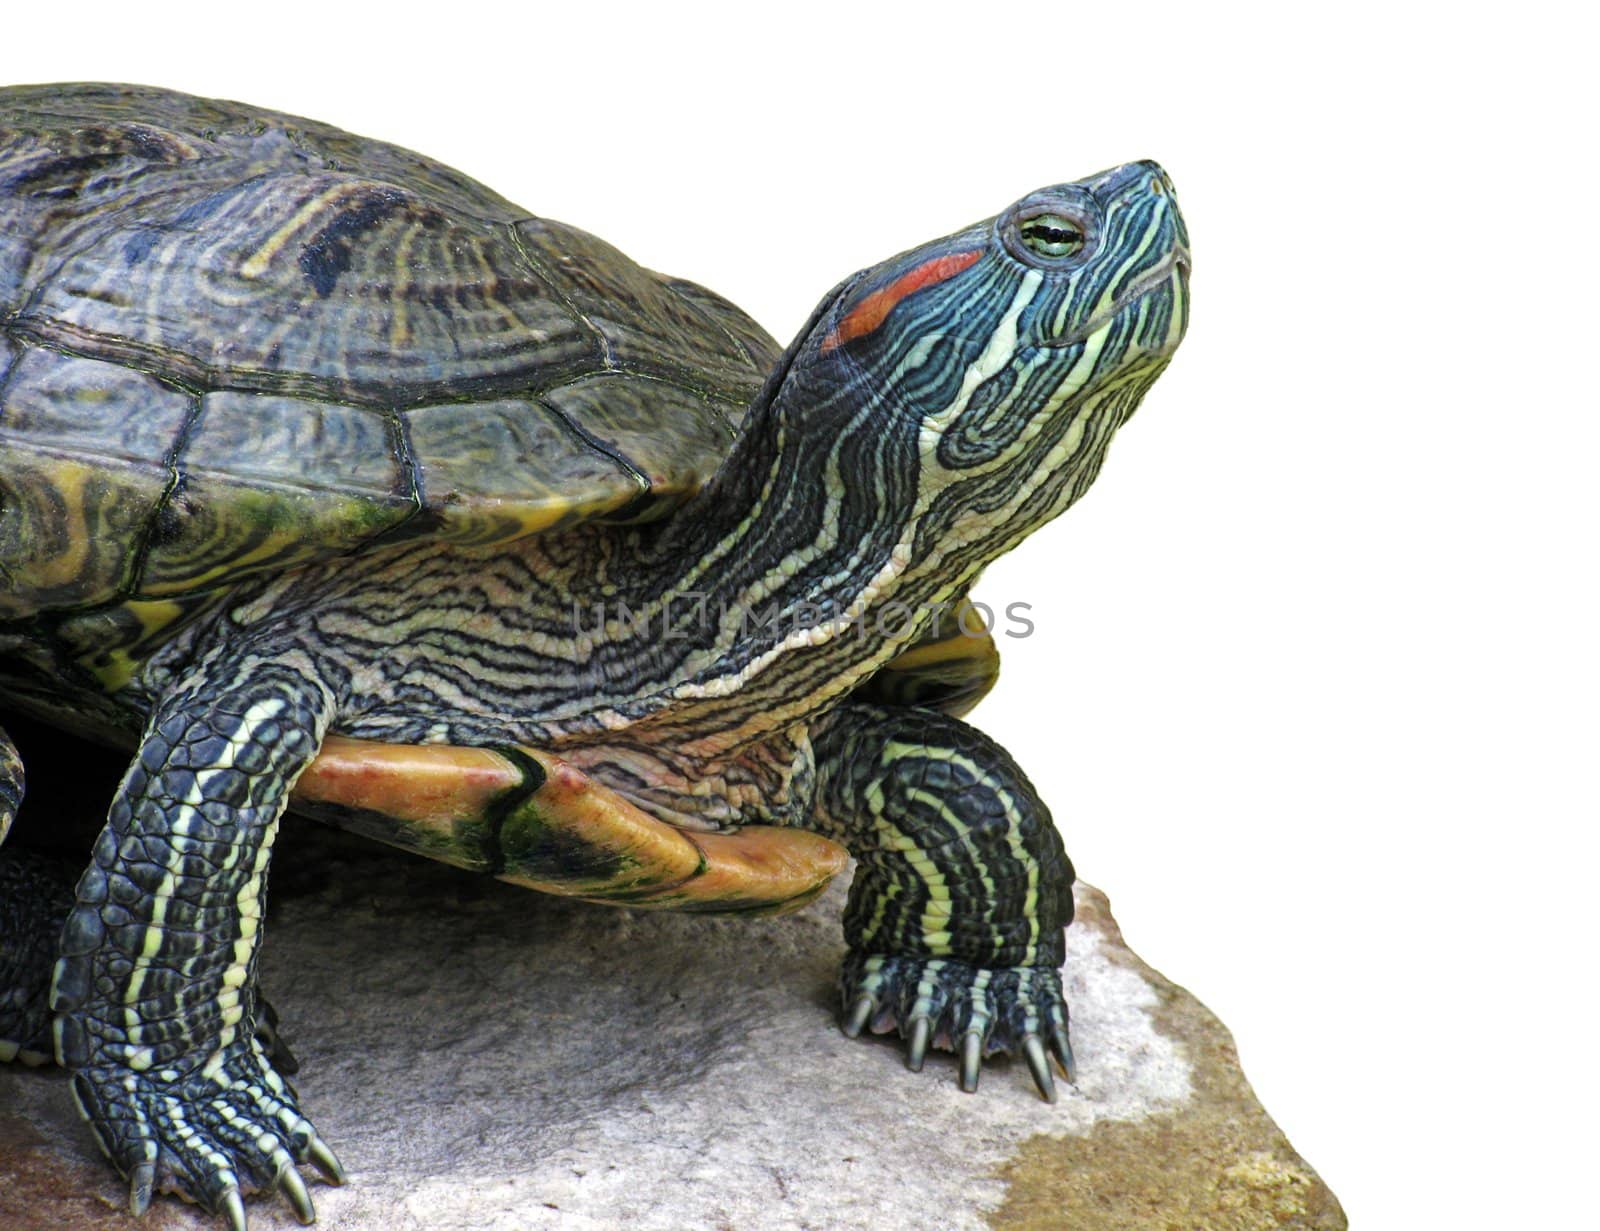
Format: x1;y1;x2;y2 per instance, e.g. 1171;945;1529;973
0;82;1190;1228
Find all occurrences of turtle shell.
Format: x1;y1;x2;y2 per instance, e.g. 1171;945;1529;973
0;83;779;625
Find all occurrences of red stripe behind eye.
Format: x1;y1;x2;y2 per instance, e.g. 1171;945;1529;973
821;248;982;352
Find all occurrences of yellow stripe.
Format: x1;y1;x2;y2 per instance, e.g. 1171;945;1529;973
239;184;364;279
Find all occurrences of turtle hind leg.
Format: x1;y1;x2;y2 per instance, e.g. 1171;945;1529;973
50;655;344;1224
808;702;1076;1100
0;721;22;847
0;723;68;1065
0;852;75;1066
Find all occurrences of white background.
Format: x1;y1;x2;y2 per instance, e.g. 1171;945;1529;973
11;3;1593;1226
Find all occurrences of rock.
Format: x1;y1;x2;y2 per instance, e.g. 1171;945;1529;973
1;819;1344;1230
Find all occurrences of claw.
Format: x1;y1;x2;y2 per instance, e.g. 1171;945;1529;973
307;1137;346;1186
255;1006;300;1075
958;1032;982;1093
1050;1026;1076;1084
1023;1034;1057;1103
843;994;873;1040
905;1016;931;1072
256;1027;300;1075
279;1163;316;1224
128;1161;154;1216
222;1187;248;1231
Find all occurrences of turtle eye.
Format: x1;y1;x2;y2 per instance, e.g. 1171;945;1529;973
1018;214;1087;260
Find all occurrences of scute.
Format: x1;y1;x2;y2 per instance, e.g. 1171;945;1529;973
539;374;740;512
0;348;191;617
512;218;770;393
138;393;418;597
0;83;778;620
404;398;642;543
20;169;600;405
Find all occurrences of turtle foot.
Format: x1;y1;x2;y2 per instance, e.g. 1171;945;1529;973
839;952;1074;1101
66;1038;342;1229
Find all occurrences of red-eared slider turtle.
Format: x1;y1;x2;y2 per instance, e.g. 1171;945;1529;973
0;83;1190;1228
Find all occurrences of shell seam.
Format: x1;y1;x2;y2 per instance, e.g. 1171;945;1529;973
120;390;208;603
505;220;614;371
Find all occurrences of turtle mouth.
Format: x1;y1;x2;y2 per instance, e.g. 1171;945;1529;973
1040;248;1190;349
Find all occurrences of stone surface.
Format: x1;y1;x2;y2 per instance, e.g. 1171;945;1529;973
1;819;1343;1231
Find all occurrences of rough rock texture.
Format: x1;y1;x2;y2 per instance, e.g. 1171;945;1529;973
1;819;1344;1231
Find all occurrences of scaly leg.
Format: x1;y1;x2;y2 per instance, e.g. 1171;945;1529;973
0;721;21;846
1;853;75;1066
50;655;343;1227
808;702;1076;1099
1;724;72;1064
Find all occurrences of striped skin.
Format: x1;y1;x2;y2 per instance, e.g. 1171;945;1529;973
197;164;1187;776
48;651;343;1221
812;704;1075;1090
0;85;1189;1231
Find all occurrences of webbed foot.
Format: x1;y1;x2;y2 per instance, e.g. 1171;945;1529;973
840;952;1073;1101
66;1036;343;1228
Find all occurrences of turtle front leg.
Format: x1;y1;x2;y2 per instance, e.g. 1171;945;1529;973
50;657;344;1227
808;702;1076;1100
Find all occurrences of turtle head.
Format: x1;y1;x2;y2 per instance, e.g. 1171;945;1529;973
791;160;1189;564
